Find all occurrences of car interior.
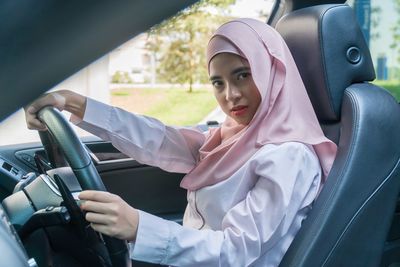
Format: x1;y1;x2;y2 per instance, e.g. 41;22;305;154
0;0;399;267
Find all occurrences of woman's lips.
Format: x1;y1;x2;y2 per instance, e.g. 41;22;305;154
231;106;248;116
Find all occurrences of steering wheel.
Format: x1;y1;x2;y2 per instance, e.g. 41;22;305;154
38;106;131;267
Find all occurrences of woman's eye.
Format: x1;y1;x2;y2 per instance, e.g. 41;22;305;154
212;80;223;88
237;72;250;80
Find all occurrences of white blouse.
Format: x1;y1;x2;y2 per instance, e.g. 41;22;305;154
74;98;322;267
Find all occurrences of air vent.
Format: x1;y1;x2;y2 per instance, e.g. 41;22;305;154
2;162;12;172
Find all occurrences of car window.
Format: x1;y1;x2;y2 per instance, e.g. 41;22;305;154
347;0;400;99
5;0;397;147
0;0;275;146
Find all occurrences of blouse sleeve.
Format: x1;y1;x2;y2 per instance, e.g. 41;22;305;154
71;97;206;173
130;143;322;266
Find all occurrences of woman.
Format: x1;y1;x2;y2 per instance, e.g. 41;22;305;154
26;18;337;266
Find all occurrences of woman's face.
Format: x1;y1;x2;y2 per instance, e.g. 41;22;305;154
209;53;261;126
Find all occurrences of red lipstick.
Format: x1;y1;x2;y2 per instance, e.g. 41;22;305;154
231;105;248;116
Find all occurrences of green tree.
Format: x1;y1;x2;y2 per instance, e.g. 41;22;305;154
146;0;236;92
111;71;132;84
391;0;400;66
370;6;382;41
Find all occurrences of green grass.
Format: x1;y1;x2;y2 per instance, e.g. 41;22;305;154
145;88;218;125
373;80;400;101
111;91;130;96
111;87;218;126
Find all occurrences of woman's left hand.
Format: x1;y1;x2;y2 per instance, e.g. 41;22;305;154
78;190;139;241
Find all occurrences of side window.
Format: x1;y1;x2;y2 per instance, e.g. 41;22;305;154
348;0;400;99
0;0;275;145
108;0;274;126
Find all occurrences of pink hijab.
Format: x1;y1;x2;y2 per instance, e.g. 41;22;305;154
180;18;337;191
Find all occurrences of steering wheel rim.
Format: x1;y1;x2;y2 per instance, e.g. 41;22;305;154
38;106;131;267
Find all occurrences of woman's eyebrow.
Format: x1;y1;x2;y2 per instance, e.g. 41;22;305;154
210;66;251;81
231;66;250;75
209;75;221;81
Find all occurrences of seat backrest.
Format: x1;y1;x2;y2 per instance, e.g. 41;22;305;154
275;4;400;267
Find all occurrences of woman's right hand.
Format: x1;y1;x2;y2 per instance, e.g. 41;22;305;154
25;90;86;131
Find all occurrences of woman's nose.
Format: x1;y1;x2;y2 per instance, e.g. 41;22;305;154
226;84;242;101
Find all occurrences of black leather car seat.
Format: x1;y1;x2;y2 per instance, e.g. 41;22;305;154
275;4;400;267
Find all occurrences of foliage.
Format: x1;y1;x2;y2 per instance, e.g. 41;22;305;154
111;71;133;84
370;6;382;41
373;80;400;101
146;0;236;92
390;67;400;80
391;0;400;64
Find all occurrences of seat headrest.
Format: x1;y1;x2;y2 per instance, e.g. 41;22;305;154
275;4;375;122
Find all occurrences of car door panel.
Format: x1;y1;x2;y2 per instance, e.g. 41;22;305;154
85;141;188;224
99;164;187;223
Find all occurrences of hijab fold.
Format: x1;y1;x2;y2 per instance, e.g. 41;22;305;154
180;18;337;191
